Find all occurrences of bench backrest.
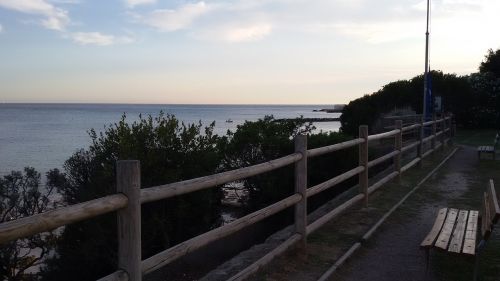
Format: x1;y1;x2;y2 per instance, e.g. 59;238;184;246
482;179;500;240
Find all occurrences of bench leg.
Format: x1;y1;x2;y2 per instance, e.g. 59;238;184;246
425;248;430;277
473;255;479;281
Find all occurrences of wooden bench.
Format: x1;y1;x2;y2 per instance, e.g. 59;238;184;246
421;179;499;280
477;133;499;160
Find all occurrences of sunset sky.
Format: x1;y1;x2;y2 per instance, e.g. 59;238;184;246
1;0;499;104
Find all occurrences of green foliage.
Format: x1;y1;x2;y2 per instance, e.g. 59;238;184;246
41;113;224;280
221;116;314;210
221;116;357;212
340;71;478;135
479;48;500;78
341;48;500;134
0;168;56;281
468;72;500;128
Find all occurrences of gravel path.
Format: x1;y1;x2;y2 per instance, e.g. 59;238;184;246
334;145;500;281
247;145;500;281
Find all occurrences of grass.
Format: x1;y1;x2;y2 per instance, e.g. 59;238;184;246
454;129;498;147
247;132;500;281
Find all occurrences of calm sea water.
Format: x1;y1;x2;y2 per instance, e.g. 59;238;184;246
0;103;341;176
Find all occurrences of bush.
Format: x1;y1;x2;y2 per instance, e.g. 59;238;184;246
41;113;225;280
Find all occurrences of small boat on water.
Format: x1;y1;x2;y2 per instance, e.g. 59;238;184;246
226;119;233;123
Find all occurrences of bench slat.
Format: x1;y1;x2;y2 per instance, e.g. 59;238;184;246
435;208;458;250
482;192;492;239
462;210;478;255
421;208;448;248
487;179;500;223
448;210;468;253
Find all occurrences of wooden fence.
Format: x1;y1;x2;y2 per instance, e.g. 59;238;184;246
0;115;455;281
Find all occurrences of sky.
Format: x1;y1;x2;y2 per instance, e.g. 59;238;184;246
0;0;499;104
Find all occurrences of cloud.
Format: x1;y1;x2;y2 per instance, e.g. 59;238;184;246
138;1;210;31
0;23;2;32
198;23;273;43
0;0;69;30
70;32;135;46
125;0;156;8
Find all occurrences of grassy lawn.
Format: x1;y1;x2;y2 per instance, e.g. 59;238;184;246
454;129;498;147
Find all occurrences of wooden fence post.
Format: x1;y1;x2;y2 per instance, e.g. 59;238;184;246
451;115;456;145
294;135;307;249
395;120;402;180
359;125;369;206
441;116;446;149
117;160;142;281
431;114;437;150
417;116;424;166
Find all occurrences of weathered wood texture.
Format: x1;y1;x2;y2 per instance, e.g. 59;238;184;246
435;208;458;250
395;120;403;178
96;270;129;281
401;141;420;154
401;158;421;173
306;194;365;235
294;135;307;248
307;138;364;158
367;129;399;141
421;208;448;247
417;117;424;165
463;210;478;255
359;125;369;206
117;160;142;281
141;193;302;274
402;123;422;132
431;114;437;149
226;234;302;281
482;192;492;238
367;151;399;169
140;153;302;204
448;210;468;253
367;171;399;195
487;179;500;223
0;194;127;244
306;166;364;198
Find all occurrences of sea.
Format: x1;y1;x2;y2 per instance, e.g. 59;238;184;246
0;103;341;177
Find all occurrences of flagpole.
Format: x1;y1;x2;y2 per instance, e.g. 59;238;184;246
423;0;430;120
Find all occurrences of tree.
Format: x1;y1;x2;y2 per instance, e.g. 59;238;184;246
479;48;500;78
0;168;56;281
221;116;314;210
340;71;474;135
41;113;225;280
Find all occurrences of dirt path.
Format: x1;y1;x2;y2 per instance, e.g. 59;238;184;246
249;145;500;281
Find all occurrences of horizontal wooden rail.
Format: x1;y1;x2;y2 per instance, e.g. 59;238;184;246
307;138;364;158
141;193;302;274
226;234;302;281
0;116;454;280
422;147;435;159
367;171;399;195
422;135;435;144
401;158;421;173
140;153;302;204
306;166;365;198
306;194;365;235
0;194;127;244
96;270;128;281
402;123;421;132
367;129;399;141
401;141;420;153
367;151;399;169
